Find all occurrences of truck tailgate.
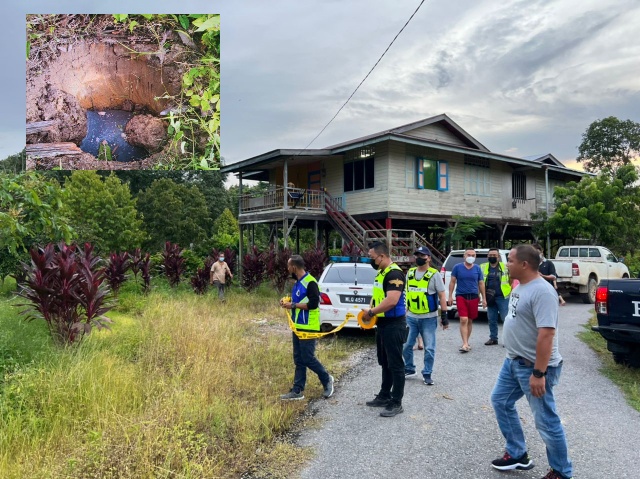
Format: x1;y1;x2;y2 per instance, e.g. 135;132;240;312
606;280;640;325
552;260;573;279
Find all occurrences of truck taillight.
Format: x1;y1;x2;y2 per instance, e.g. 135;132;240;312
320;292;332;305
440;266;445;281
572;262;580;276
595;286;608;314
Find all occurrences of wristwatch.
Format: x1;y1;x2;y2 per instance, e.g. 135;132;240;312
367;309;374;318
532;369;547;378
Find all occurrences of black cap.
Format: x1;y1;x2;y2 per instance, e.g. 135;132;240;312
414;246;431;256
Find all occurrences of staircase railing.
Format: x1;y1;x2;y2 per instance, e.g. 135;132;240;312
324;192;366;252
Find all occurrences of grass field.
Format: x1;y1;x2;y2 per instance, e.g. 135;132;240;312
0;277;373;478
578;315;640;412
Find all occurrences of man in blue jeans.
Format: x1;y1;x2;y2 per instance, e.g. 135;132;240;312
481;248;512;346
491;244;573;479
403;246;449;385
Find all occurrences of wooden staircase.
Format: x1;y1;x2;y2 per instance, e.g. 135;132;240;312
324;192;445;269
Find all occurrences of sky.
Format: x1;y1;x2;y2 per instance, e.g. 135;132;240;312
4;0;640;170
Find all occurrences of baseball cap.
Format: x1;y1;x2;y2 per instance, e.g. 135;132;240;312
414;246;431;256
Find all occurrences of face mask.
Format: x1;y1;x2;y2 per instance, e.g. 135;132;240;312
415;257;427;266
465;256;476;264
291;272;298;280
369;258;380;271
219;257;224;262
488;257;498;264
539;254;544;261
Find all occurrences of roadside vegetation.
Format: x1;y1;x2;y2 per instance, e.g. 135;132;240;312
0;276;372;478
579;315;640;412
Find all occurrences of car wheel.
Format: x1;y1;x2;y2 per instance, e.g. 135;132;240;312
320;323;336;333
627;348;640;369
447;309;457;320
612;352;629;366
581;277;597;304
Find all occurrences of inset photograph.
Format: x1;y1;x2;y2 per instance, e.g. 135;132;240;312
26;14;220;170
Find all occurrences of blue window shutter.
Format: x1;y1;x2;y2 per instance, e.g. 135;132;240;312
416;158;424;189
437;161;449;191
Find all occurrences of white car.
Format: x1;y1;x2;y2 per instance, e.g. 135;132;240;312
318;261;376;330
441;248;511;318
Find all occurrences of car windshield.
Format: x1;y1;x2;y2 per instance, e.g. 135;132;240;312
321;265;377;285
443;253;490;271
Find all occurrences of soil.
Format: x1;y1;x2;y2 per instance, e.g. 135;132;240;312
25;15;195;170
124;114;168;153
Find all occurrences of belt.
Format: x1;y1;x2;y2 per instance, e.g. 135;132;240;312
513;356;534;367
457;294;478;300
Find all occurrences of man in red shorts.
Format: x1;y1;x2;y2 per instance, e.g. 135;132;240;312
447;248;486;353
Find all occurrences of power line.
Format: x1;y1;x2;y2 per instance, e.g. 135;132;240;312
302;0;427;151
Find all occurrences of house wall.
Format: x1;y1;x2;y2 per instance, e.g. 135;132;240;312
402;124;469;147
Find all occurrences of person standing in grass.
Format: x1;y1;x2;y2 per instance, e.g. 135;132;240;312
279;255;334;401
210;252;233;300
490;244;573;479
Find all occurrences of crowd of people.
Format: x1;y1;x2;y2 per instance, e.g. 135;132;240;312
276;242;573;479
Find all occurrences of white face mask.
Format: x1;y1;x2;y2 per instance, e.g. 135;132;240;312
219;257;225;262
465;256;476;264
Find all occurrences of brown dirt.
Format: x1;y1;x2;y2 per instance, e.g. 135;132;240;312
26;85;87;144
124;114;168;152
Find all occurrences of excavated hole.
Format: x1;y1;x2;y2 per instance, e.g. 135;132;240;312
27;40;180;163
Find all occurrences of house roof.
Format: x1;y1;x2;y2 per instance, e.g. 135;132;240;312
220;114;586;180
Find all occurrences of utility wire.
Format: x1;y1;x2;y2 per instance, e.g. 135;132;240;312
302;0;427;151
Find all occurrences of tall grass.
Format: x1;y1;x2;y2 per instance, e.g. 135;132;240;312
0;282;369;478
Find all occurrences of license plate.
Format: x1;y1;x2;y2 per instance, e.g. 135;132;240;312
340;295;372;304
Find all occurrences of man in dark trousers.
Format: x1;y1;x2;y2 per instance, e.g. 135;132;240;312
490;244;573;479
279;255;334;401
364;241;407;417
480;248;512;345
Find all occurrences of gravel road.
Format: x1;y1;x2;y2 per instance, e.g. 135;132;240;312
296;295;640;478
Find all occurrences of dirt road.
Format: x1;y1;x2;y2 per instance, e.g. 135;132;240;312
297;295;640;478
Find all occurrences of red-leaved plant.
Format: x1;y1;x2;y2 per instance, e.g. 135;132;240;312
265;246;291;294
129;248;142;281
303;246;327;280
17;242;113;345
190;266;210;294
105;251;130;295
241;246;265;292
341;241;362;257
140;252;151;294
162;241;185;288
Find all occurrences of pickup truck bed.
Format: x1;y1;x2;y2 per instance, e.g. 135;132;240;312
593;278;640;367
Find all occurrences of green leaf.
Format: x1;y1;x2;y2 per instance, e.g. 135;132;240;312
193;16;220;33
129;21;138;32
179;14;190;30
183;74;193;87
201;100;210;112
140;14;153;20
190;97;201;107
26;40;30;59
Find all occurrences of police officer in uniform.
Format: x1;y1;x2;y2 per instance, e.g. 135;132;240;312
364;242;407;417
480;248;512;346
279;255;334;401
403;246;449;385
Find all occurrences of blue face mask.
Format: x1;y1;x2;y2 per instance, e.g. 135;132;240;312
219;257;225;262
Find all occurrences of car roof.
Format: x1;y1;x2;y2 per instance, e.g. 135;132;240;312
447;248;510;254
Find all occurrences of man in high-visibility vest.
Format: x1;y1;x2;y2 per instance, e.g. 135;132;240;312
279;255;334;401
403;246;449;386
364;241;407;417
481;248;512;346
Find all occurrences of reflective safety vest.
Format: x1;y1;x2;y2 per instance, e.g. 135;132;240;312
292;273;320;331
406;267;439;314
372;263;406;318
480;262;512;297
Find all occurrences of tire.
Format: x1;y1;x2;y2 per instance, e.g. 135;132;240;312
622;274;629;278
612;353;629;365
320;323;336;333
628;348;640;369
581;277;598;304
447;309;457;320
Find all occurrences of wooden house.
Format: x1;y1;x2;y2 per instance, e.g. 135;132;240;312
221;114;585;267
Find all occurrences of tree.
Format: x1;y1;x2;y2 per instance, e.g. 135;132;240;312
63;171;146;254
577;117;640;173
547;164;640;251
212;208;239;250
441;215;487;251
136;178;211;252
0;149;26;173
0;172;72;282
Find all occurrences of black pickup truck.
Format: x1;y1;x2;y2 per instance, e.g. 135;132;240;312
593;279;640;367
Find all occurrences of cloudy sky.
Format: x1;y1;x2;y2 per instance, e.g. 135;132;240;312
4;0;640;169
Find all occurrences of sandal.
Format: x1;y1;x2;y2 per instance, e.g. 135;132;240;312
459;346;471;353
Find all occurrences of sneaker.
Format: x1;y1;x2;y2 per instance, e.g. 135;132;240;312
405;371;418;378
485;339;499;345
491;452;534;471
541;469;572;479
279;390;304;401
423;375;434;385
365;394;391;407
380;402;404;417
323;375;335;399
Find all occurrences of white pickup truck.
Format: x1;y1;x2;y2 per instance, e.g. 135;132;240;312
551;245;630;304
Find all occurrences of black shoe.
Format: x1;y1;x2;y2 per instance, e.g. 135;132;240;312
405;371;418;378
541;469;572;479
485;339;499;345
279;389;304;401
423;374;434;385
380;402;404;417
491;451;534;471
365;394;391;407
